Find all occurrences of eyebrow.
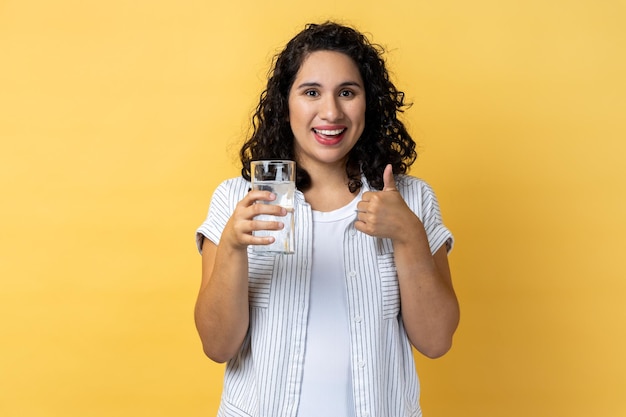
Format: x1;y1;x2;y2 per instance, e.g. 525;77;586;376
294;81;363;89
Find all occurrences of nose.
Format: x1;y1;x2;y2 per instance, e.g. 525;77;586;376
319;95;343;121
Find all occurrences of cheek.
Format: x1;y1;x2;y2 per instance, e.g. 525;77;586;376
347;100;366;121
288;104;312;129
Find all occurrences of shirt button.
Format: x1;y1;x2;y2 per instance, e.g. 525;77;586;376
349;271;357;278
354;316;362;323
358;360;366;368
349;228;357;237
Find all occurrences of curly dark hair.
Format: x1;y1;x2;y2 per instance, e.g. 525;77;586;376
240;21;417;192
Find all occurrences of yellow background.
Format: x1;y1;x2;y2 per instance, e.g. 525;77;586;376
1;0;625;416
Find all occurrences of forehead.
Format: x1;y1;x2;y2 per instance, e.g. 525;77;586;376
295;50;362;82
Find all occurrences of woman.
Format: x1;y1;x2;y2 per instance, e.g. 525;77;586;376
195;21;459;417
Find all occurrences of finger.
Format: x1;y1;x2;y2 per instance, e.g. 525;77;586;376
382;164;397;191
251;203;287;217
245;189;276;204
251;217;285;232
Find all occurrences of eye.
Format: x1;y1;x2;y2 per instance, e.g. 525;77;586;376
304;89;319;97
339;89;355;98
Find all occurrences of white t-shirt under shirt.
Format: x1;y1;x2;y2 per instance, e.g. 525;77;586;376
297;192;361;417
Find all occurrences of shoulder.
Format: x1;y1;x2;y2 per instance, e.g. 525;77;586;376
395;174;435;195
214;176;250;193
210;177;250;207
395;174;444;212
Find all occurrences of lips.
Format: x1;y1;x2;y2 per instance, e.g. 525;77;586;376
312;127;347;145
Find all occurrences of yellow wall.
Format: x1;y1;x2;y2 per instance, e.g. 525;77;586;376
1;1;625;416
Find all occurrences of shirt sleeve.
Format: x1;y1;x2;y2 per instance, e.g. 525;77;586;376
399;176;454;254
195;177;249;254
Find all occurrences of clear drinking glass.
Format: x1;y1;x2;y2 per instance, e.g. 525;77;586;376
250;160;296;254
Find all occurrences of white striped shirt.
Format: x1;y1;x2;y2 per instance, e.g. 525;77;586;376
196;175;453;417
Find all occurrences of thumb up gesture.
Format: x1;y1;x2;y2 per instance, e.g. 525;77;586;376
355;164;421;242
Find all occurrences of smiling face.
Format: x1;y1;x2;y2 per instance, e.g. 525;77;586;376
288;50;366;174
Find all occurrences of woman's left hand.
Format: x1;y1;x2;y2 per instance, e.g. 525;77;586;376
355;164;421;243
356;163;459;358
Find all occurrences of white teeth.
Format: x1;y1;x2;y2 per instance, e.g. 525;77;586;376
314;128;344;136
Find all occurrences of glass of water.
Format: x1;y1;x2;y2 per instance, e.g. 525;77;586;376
250;160;296;254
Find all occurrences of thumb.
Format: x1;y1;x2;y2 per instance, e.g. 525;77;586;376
382;164;397;191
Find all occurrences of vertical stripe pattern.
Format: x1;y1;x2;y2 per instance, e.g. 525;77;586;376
196;175;453;417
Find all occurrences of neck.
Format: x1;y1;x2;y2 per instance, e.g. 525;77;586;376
299;157;348;183
299;163;360;212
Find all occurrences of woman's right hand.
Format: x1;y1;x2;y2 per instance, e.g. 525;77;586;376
195;188;286;363
220;190;287;250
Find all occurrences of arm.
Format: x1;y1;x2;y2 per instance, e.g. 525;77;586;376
355;165;459;358
194;190;286;363
390;224;459;358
